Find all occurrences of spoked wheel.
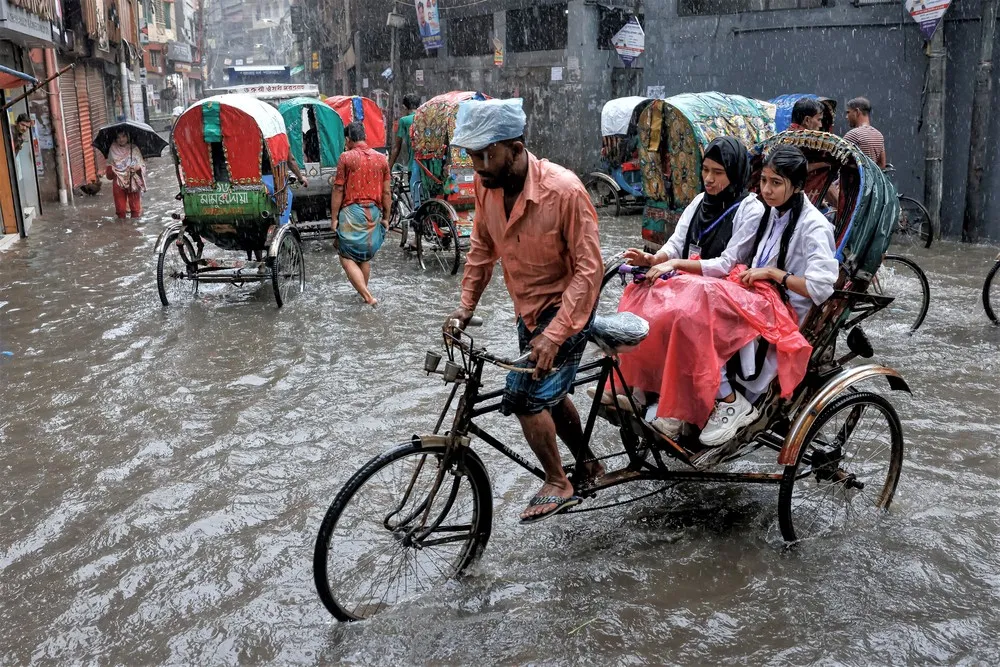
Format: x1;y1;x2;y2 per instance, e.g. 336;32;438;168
313;442;493;622
868;254;930;333
778;390;903;542
390;192;413;248
270;231;305;308
597;253;628;318
895;196;933;249
415;212;462;275
157;232;197;307
585;176;621;217
983;259;1000;325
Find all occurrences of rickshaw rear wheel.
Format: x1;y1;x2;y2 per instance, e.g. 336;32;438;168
584;176;620;217
982;259;1000;325
415;212;462;275
271;231;305;308
157;232;197;307
868;254;930;333
777;390;903;542
313;441;493;622
895;196;933;249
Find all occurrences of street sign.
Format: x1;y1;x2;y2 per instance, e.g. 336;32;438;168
493;37;503;67
904;0;951;41
612;16;645;68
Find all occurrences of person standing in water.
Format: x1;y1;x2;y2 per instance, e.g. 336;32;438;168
105;131;146;222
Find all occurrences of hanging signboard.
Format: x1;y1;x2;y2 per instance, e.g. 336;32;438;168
612;16;645;68
415;0;442;51
904;0;951;41
493;38;503;67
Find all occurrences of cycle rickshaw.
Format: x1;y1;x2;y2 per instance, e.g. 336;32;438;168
582;96;650;216
402;90;490;275
313;129;910;622
277;97;345;241
635;92;776;252
324;95;386;150
155;94;305;308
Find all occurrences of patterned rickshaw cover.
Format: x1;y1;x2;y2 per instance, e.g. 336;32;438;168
324;96;386;149
277;97;345;169
637;92;776;249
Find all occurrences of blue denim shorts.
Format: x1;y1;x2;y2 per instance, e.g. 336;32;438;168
500;307;593;416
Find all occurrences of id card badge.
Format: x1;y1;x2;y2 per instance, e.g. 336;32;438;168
688;244;702;261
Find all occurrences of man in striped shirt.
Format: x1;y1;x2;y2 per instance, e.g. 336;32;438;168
844;97;887;169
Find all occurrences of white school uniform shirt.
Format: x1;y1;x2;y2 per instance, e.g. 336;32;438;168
661;192;765;278
732;196;839;398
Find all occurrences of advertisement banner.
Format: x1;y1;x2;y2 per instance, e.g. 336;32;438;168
904;0;951;41
415;0;442;50
612;16;645;68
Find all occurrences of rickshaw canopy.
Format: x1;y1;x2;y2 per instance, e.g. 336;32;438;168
770;94;837;133
173;94;290;188
324;95;386;149
277;97;345;168
601;96;649;137
411;91;490;160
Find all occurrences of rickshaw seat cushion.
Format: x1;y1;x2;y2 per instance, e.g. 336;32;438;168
589;312;650;354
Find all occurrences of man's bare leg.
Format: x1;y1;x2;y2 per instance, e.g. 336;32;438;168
551;398;604;482
517;410;574;520
360;260;371;286
338;256;377;305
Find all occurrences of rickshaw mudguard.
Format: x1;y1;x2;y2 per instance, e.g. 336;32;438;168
154;221;185;255
414;198;459;223
410;433;472;448
267;223;302;257
585;171;621;193
778;364;910;466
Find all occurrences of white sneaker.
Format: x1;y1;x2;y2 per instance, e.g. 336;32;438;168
651;417;683;439
699;393;759;448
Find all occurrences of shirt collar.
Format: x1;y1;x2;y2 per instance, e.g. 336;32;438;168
352;141;370;151
522;152;542;204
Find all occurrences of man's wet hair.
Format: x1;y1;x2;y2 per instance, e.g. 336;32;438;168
403;94;421;110
498;135;525;148
345;121;366;143
791;98;823;125
847;97;872;115
16;113;29;124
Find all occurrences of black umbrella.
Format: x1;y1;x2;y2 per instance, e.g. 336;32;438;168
92;120;168;159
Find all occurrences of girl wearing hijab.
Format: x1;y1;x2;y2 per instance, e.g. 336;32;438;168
616;145;838;464
105;130;146;222
622;136;764;280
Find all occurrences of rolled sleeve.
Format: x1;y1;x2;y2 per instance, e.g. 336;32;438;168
701;195;765;278
460;187;499;312
803;218;839;305
541;190;603;346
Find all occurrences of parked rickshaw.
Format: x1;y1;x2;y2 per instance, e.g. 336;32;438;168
583;96;651;216
156;94;305;308
312;129;910;622
277;97;345;241
324;95;386;150
405;90;490;274
769;93;837;132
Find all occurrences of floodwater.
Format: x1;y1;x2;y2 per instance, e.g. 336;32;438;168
2;158;1000;665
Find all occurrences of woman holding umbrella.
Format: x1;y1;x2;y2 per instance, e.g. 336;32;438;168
93;119;168;222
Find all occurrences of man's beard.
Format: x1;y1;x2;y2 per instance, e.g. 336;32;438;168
477;154;514;189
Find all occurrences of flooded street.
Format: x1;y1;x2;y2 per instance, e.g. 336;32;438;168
3;156;1000;664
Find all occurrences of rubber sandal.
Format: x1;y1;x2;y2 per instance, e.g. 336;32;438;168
519;494;583;525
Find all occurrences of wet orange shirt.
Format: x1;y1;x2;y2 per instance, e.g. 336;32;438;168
460;153;603;346
333;142;390;207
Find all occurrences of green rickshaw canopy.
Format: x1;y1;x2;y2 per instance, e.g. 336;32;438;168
277;97;345;169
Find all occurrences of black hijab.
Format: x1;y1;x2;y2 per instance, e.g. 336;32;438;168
684;136;752;261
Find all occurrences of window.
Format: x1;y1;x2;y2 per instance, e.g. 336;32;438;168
150;51;161;67
400;22;439;60
361;27;391;61
448;14;494;57
507;4;568;53
164;3;172;29
678;0;828;15
598;8;644;50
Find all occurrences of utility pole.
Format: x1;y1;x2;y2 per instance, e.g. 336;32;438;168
387;7;404;144
962;0;999;242
922;28;945;241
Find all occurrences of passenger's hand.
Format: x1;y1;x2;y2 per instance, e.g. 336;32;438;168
623;248;654;267
529;335;559;380
443;307;474;335
739;267;778;286
646;260;678;281
300;178;308;188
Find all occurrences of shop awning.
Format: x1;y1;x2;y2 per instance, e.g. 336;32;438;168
0;64;38;90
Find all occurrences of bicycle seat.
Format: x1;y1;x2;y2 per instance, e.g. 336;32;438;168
588;312;649;354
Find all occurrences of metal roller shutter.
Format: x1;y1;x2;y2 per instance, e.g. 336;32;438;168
75;65;96;183
60;65;84;188
87;67;108;172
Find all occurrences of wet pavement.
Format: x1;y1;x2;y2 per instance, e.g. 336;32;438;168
2;158;1000;664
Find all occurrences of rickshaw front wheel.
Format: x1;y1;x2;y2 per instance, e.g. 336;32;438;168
777;390;903;542
271;231;305;308
982;258;1000;325
314;441;493;622
156;232;197;307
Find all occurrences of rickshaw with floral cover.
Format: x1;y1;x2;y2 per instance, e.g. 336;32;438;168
582;96;651;216
324;95;387;150
637;92;776;251
277;97;345;241
312;129;911;622
155;94;305;308
404;90;490;274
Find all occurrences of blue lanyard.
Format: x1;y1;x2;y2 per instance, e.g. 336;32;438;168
755;215;788;268
696;201;742;244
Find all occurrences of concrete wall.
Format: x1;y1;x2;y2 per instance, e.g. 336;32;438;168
644;0;1000;240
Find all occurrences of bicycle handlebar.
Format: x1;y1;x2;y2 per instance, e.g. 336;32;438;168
618;264;677;281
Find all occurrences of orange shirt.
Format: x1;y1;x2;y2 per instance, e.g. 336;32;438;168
460;152;603;346
333;141;390;207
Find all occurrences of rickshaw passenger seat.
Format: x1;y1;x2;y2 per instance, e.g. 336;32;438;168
589;312;649;355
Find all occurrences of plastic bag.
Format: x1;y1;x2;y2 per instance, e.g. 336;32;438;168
450;99;526;152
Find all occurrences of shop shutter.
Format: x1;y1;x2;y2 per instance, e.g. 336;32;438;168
87;67;109;172
60;65;84;188
75;65;96;182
